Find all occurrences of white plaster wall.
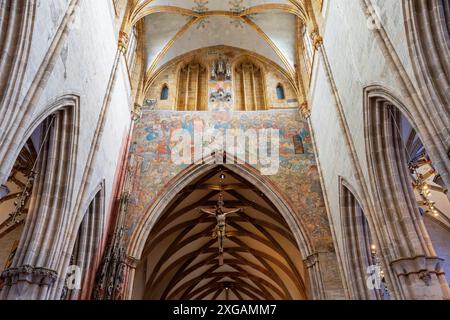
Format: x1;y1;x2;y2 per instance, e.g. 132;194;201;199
372;0;418;88
18;0;70;101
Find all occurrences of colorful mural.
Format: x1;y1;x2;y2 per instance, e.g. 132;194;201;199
124;108;333;251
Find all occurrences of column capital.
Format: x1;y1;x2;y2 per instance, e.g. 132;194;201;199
303;252;319;268
310;30;323;50
118;31;129;55
131;103;142;122
390;255;445;285
299;101;311;119
1;265;58;287
124;255;139;269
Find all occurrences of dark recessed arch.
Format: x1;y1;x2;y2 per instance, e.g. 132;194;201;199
128;162;315;300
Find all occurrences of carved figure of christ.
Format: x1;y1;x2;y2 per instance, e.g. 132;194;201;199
200;205;242;265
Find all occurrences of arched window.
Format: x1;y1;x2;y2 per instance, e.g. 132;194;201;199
365;88;450;294
160;85;169;101
276;84;285;100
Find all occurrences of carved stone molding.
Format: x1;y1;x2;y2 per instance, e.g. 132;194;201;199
310;30;323;50
124;256;139;269
303;253;319;268
131;103;142;121
299;101;311;119
118;31;129;54
390;256;444;285
1;265;58;287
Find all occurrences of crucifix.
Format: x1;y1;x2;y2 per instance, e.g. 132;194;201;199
200;173;242;265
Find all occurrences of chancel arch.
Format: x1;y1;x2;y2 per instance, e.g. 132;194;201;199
364;86;450;299
3;0;450;302
403;1;450;189
127;163;318;300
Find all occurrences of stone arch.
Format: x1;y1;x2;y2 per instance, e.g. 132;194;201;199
63;181;106;300
0;94;80;300
339;177;389;300
0;1;37;126
403;0;450;164
363;85;450;300
126;161;319;299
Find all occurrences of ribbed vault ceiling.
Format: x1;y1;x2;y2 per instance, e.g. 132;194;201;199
132;0;309;76
139;166;307;300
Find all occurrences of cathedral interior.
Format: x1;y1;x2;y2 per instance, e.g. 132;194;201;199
0;0;449;301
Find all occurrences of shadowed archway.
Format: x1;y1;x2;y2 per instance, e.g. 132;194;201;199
127;163;317;300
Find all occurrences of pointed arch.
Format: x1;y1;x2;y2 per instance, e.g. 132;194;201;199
126;161;316;299
363;85;450;299
233;56;267;111
64;181;106;300
176;59;208;111
403;0;450;161
339;177;388;300
0;94;80;300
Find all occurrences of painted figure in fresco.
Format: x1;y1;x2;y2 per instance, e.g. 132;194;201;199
200;197;242;265
182;115;194;134
155;120;172;161
145;124;161;142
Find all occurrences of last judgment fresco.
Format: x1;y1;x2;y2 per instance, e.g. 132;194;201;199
123;108;333;251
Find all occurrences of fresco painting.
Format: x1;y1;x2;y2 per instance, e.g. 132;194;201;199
124;108;332;250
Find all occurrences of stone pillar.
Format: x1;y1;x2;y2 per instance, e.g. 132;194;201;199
304;253;326;300
122;256;139;300
0;266;57;300
0;109;76;300
390;256;449;300
299;101;311;120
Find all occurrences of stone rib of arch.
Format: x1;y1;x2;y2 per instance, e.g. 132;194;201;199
136;166;308;300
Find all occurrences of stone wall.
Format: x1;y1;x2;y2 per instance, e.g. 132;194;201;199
310;0;450;298
145;47;299;111
0;0;133;298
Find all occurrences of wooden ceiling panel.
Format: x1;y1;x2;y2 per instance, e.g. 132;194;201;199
138;165;307;300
